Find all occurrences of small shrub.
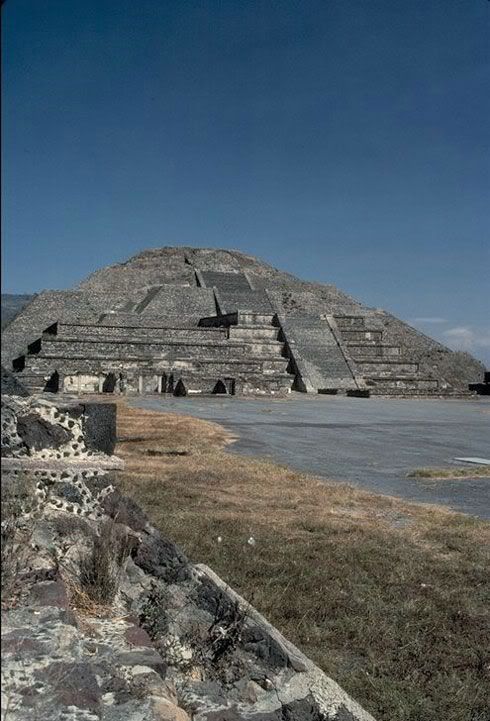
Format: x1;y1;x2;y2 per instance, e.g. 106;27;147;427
138;583;170;640
184;593;248;679
206;597;246;664
1;473;35;607
78;519;129;605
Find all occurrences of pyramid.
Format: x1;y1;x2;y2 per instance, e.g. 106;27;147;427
2;247;485;397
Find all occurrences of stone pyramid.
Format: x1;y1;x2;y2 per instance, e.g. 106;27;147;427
2;247;485;397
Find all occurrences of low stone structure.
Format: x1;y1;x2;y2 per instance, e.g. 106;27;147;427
2;247;485;397
469;371;490;396
1;389;376;720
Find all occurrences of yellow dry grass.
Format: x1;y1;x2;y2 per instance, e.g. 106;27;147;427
113;400;489;721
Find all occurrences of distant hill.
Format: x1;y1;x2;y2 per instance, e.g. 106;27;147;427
1;294;35;330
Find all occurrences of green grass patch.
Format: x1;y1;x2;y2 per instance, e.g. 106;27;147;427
408;466;490;479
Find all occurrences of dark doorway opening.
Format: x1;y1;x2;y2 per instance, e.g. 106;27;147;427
160;372;175;393
102;373;117;393
212;380;227;394
44;370;59;393
174;379;187;396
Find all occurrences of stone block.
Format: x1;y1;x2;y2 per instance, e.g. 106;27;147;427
81;402;117;455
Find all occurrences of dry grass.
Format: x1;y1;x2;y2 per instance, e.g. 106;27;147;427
65;578;114;620
1;474;36;610
114;401;490;721
408;466;490;480
78;518;129;606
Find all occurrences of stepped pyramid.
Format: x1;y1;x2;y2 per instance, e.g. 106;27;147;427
2;247;485;397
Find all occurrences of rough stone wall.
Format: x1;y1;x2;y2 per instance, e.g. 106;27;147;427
1;291;125;366
53;323;228;342
1;366;29;397
139;286;217;319
1;396;118;464
78;247;198;292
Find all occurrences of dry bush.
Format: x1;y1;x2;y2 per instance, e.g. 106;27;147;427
1;473;35;608
138;582;171;640
78;518;129;605
205;597;247;666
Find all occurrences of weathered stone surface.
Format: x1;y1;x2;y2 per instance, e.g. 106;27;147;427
124;622;155;648
115;649;168;677
16;412;71;450
1;293;34;330
151;697;191;721
240;626;290;669
42;661;102;711
101;487;148;531
204;696;325;720
134;533;190;583
82;402;117;455
28;579;72;610
1;364;29;396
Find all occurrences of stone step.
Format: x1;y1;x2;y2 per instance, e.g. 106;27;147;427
347;343;402;359
339;329;383;342
237;312;277;326
365;377;439;392
333;316;367;330
51;323;228;343
15;373;46;392
24;354;290;378
166;357;290;375
368;388;451;397
19;360;294;396
279;315;358;393
237;375;293;395
229;326;281;340
200;270;252;291
356;361;419;376
149;371;293;396
218;290;273;314
38;337;285;359
98;314;211;329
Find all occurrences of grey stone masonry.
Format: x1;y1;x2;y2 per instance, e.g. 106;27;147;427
2;247;485;397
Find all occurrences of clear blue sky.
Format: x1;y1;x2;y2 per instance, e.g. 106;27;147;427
2;0;489;363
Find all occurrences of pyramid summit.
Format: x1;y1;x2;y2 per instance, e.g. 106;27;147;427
2;247;485;397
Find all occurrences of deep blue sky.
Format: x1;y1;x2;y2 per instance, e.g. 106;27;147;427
2;0;489;362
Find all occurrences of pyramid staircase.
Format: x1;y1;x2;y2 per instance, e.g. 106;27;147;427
332;315;445;396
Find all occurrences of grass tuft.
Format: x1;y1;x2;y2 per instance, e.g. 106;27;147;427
78;518;129;606
408;466;490;479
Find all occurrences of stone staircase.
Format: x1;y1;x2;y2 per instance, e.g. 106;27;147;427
198;310;294;394
333;315;444;396
277;314;359;394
